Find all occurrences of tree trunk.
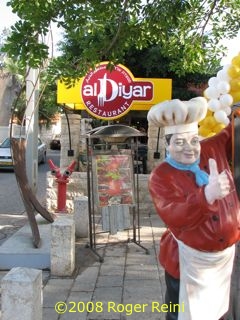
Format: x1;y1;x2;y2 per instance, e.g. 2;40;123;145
0;73;20;126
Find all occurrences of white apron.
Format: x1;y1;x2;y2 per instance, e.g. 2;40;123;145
176;239;235;320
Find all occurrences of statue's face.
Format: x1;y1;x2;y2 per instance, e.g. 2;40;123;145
167;131;201;164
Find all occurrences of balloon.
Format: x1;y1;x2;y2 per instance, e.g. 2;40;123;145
219;94;233;108
231;54;240;67
214;110;229;125
228;65;240;79
223;117;230;126
229;90;240;103
198;118;205;126
222;106;232;116
208;77;219;87
198;126;212;137
207;132;216;138
229;78;240;91
217;81;230;94
222;64;231;72
206;109;213;117
199;53;240;135
208;99;221;112
217;68;230;82
213;123;226;133
204;86;220;99
205;115;218;128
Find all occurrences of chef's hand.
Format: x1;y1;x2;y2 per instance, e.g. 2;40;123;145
204;158;231;204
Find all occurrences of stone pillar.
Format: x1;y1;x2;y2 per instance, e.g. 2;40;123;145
147;125;165;172
74;196;89;238
51;216;75;276
60;113;81;169
1;267;42;320
79;118;92;153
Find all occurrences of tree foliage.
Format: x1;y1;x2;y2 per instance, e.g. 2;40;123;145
3;0;240;81
0;29;59;125
122;44;214;100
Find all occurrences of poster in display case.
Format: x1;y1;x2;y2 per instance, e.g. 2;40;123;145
93;154;135;207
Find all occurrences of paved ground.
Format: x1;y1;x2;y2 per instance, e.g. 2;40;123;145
0;212;168;320
0;213;27;246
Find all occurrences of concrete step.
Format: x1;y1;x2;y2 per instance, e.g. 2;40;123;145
0;216;51;270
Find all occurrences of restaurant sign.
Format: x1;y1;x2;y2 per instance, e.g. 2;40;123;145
57;62;172;120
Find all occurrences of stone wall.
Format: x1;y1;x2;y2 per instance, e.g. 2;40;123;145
60;114;81;169
39;122;61;146
147;125;165;172
0;125;26;143
46;172;156;215
45;115;162;216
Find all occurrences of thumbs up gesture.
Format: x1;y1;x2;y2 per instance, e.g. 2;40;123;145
204;159;231;204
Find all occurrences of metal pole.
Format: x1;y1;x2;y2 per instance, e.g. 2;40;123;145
25;68;39;194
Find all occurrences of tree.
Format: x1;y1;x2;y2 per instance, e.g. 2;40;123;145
0;27;60;126
122;45;214;100
0;73;20;126
3;0;240;82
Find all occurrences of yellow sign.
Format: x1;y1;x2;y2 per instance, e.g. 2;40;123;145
57;63;172;117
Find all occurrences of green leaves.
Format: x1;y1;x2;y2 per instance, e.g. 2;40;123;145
3;24;49;69
3;0;240;78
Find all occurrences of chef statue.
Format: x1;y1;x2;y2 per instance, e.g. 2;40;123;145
147;97;240;320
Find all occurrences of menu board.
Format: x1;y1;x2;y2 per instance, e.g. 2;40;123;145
94;154;134;207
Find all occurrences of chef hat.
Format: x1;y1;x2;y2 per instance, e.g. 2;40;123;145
147;97;208;135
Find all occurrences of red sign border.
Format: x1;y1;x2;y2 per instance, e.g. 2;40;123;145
80;62;154;120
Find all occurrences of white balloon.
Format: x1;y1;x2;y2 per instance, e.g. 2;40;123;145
217;81;230;94
219;94;233;108
222;64;231;72
208;99;221;112
208;77;219;87
223;117;230;125
204;86;220;99
214;110;228;124
223;106;232;116
217;68;230;82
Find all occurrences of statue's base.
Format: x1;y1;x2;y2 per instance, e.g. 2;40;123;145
0;216;51;270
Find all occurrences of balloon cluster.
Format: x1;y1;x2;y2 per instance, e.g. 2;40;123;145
228;54;240;103
198;52;240;137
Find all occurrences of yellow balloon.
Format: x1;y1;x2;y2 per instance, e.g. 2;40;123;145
202;116;218;129
198;126;211;137
199;111;213;126
207;132;216;138
206;110;213;117
203;90;208;99
228;65;240;79
229;91;240;103
229;78;240;91
213;123;226;133
231;54;240;67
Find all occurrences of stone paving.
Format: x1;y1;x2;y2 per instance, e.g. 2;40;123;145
0;212;168;320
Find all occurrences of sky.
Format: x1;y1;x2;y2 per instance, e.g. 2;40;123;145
0;0;17;31
1;0;239;64
0;0;62;56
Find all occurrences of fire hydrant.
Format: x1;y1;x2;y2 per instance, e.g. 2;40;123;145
48;159;76;212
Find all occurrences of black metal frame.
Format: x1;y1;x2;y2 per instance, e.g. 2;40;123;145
84;125;149;262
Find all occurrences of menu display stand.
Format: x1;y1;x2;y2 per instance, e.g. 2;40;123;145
83;125;149;262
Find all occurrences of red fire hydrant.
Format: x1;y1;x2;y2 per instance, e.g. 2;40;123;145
48;159;76;212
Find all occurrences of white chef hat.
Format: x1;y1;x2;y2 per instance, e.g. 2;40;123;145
147;97;208;135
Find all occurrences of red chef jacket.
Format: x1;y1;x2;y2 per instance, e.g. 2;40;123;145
149;124;240;278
